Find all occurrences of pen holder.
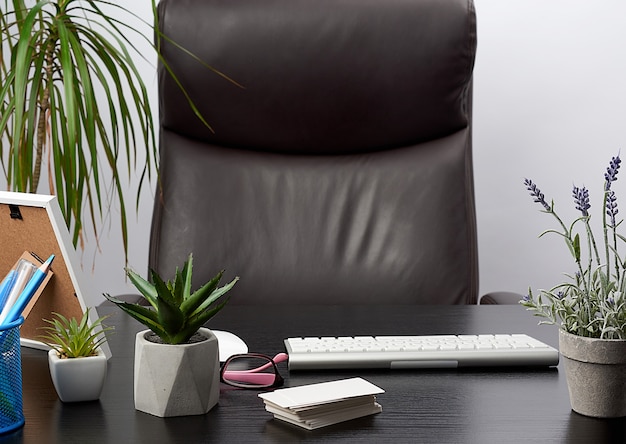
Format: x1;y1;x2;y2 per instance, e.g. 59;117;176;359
0;317;24;434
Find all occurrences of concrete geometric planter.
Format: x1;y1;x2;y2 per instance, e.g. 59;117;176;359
559;329;626;418
134;328;220;417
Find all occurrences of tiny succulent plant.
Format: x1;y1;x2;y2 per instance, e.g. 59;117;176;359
103;253;238;345
39;308;112;358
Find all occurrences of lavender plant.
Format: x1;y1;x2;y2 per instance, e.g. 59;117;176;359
520;155;626;339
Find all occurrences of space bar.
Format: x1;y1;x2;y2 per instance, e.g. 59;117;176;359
391;360;458;369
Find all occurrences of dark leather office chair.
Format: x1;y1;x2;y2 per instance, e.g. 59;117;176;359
150;0;516;305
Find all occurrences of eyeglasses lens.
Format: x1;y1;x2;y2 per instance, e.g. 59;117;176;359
222;355;279;388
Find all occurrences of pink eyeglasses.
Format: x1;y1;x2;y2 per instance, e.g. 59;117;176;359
220;353;289;389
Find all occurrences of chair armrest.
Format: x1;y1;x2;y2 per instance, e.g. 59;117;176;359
478;291;524;305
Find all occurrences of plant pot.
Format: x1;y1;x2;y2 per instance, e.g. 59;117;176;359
134;328;220;417
559;329;626;418
48;348;107;403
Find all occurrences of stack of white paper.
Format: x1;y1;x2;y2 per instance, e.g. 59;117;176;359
258;377;384;430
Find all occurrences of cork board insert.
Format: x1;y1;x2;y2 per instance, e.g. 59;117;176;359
0;200;84;344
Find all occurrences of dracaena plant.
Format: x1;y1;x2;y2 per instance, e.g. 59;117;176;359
0;0;232;259
39;308;112;358
103;253;238;345
520;155;626;339
0;0;160;255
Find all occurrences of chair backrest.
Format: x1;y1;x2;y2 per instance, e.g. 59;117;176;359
153;0;478;305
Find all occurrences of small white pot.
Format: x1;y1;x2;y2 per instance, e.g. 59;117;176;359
48;348;107;403
134;328;220;417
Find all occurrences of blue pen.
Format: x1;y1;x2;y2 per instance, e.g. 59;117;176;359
0;270;16;311
1;254;55;326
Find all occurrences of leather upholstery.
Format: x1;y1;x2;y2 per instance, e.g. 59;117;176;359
152;0;480;305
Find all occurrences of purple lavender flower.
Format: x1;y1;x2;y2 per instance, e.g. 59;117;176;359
524;179;551;211
572;185;590;217
604;155;621;190
606;190;618;227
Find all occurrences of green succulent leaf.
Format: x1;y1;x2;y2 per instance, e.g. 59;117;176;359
156;295;184;337
150;269;176;306
125;268;157;309
188;294;232;329
180;270;224;317
193;277;239;315
181;253;194;301
171;294;232;344
172;266;185;306
102;294;164;334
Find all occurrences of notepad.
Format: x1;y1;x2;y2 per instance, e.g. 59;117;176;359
258;377;384;430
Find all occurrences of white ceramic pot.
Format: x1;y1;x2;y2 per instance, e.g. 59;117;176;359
48;348;107;403
134;327;220;417
559;329;626;418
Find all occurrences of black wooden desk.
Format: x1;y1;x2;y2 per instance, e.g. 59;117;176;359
4;305;626;443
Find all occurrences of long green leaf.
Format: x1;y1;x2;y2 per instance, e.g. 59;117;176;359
180;270;223;316
170;295;231;344
156;296;184;337
181;254;194;301
150;269;176;306
192;277;239;316
102;293;166;337
180;294;233;342
10;1;47;151
125;268;157;308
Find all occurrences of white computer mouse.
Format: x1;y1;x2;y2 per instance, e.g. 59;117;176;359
213;330;249;361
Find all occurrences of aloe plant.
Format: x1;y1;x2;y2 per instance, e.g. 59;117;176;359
103;254;238;345
39;308;112;358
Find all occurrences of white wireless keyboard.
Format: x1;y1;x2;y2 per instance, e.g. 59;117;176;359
284;334;559;370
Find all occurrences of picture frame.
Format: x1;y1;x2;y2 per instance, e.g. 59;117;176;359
0;191;111;358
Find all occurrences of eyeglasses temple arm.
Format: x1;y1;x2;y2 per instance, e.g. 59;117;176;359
221;371;277;385
224;352;289;374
